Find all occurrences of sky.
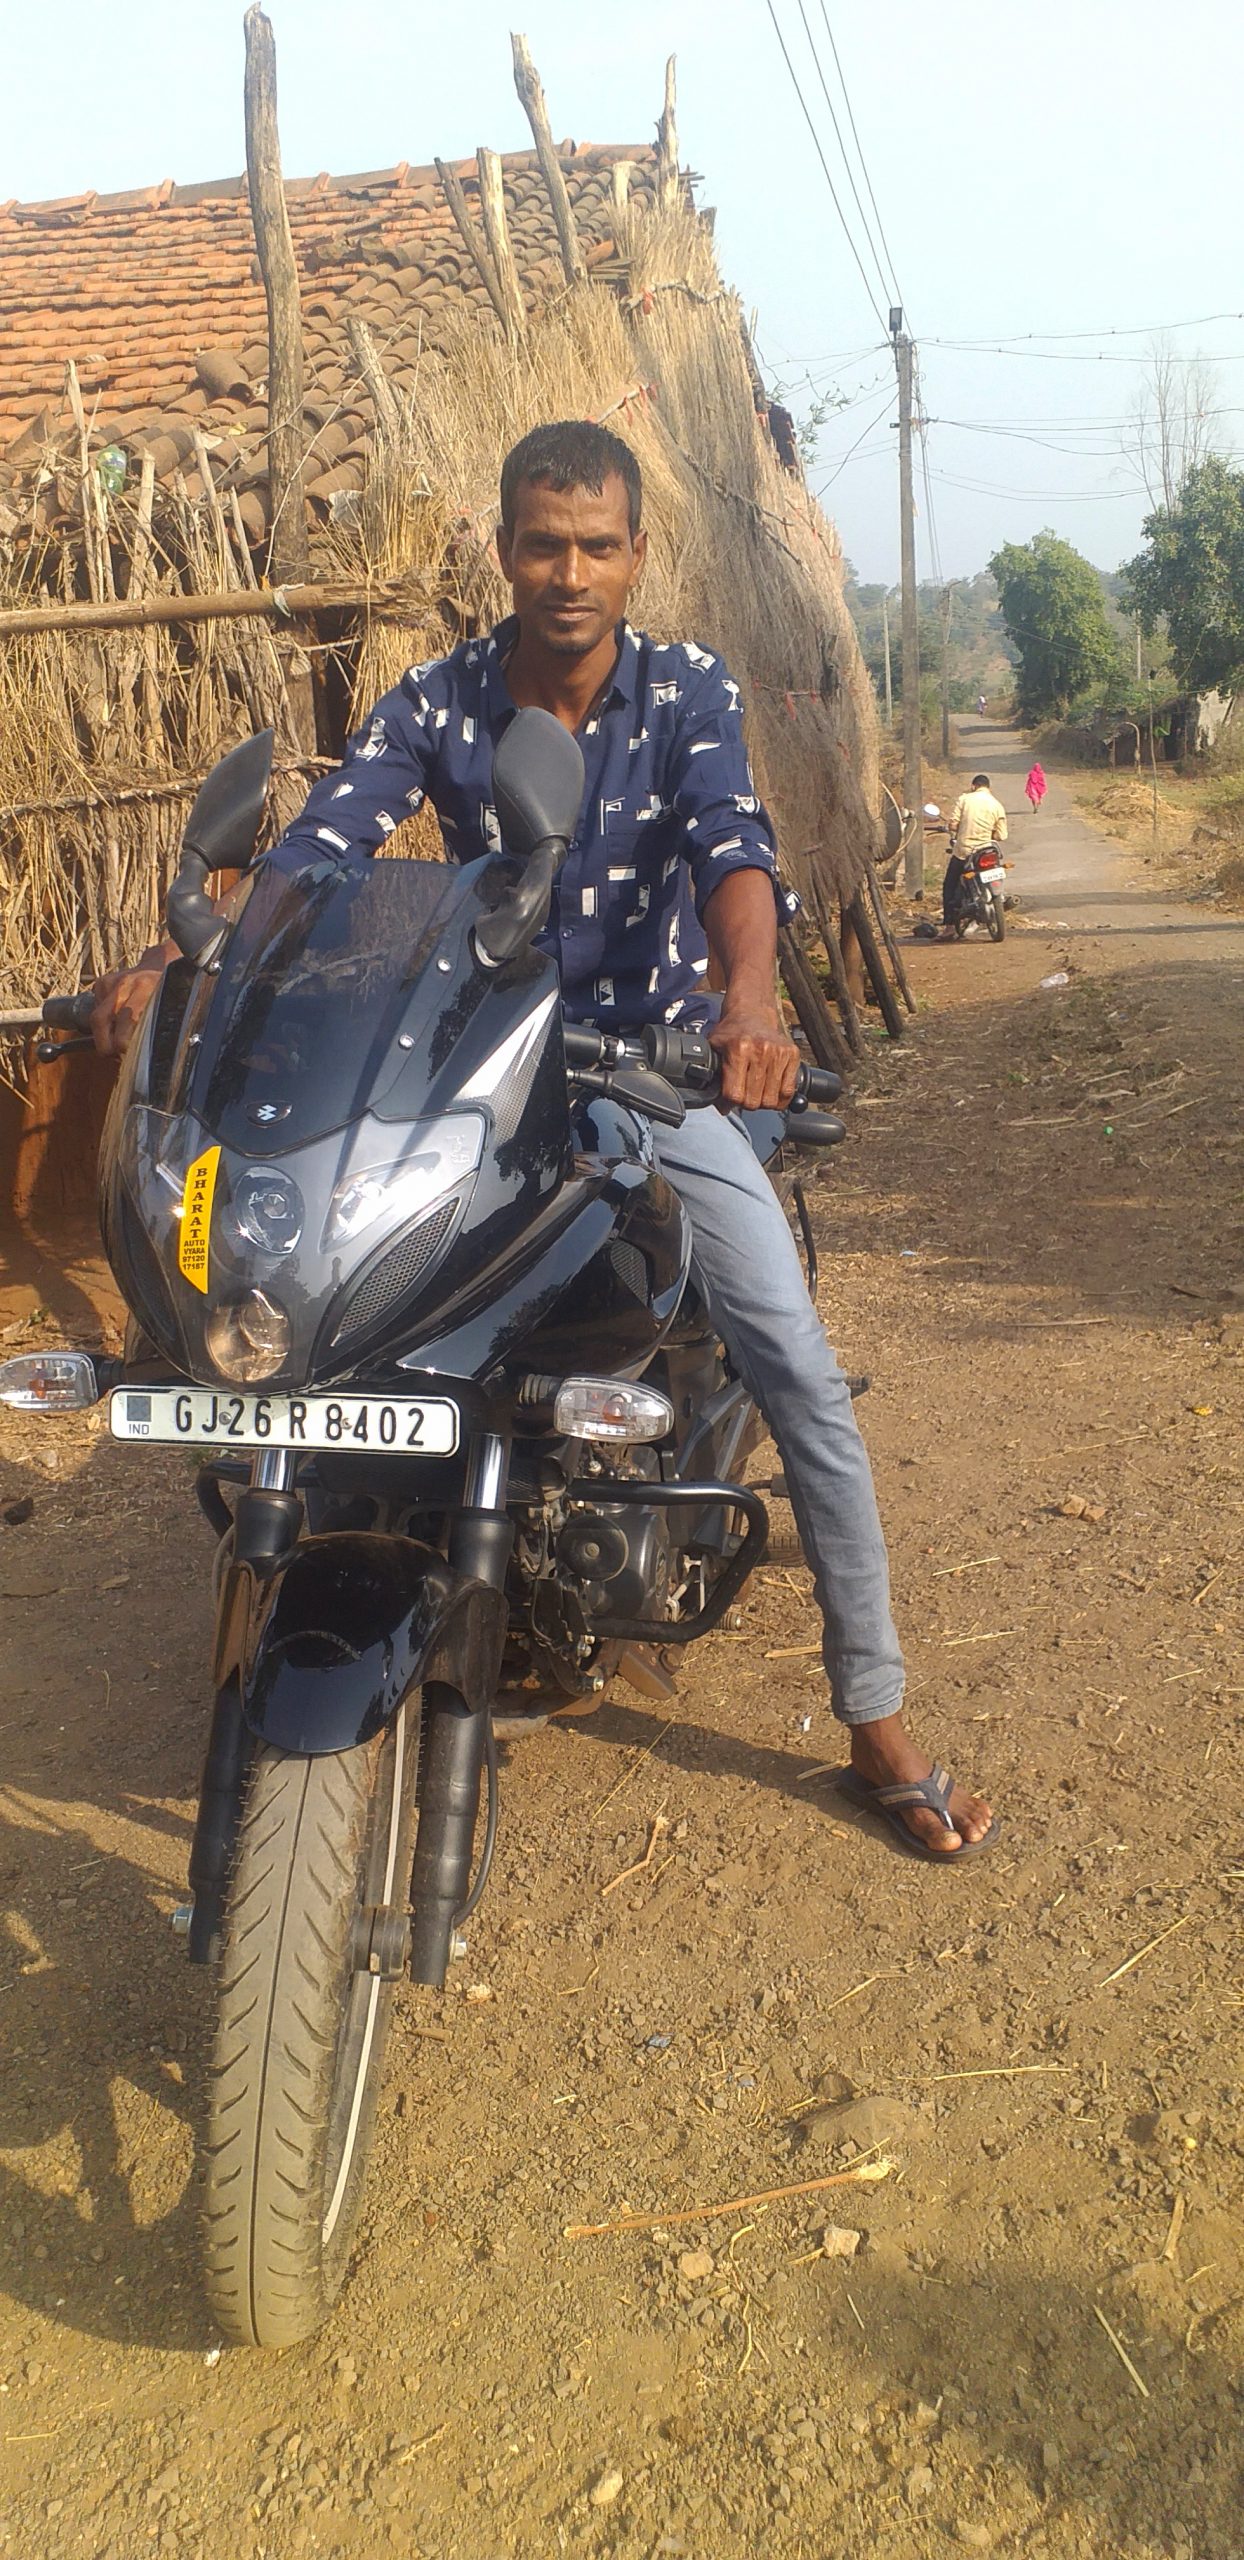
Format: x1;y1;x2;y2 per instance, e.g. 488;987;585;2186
7;0;1243;586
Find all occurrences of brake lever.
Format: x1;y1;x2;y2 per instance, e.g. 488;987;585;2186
570;1062;686;1127
35;1035;95;1062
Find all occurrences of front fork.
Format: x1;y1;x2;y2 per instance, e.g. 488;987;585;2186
187;1446;303;1963
189;1437;512;1984
407;1432;513;1988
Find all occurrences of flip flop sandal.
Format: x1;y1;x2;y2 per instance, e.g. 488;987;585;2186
833;1763;999;1863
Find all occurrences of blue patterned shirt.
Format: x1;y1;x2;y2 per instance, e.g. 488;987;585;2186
275;617;781;1029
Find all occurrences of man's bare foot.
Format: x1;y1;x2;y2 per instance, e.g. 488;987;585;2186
849;1713;993;1856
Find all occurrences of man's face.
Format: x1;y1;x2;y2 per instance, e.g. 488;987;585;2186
497;472;647;658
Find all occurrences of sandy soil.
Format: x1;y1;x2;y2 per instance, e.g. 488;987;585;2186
1;723;1242;2560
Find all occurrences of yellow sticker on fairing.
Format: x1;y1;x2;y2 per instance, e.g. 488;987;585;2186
178;1144;221;1292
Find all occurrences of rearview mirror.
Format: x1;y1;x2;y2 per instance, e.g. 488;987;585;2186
183;730;275;868
492;709;584;859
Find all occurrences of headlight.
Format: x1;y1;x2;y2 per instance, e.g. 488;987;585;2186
205;1290;291;1382
323;1113;486;1248
231;1166;304;1256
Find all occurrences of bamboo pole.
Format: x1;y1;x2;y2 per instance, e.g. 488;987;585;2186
656;57;681;211
243;3;315;755
243;6;307;587
0;580;392;642
477;148;527;341
434;157;512;334
511;36;586;286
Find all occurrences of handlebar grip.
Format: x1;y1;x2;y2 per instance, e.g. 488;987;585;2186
42;991;96;1033
794;1064;843;1107
562;1024;605;1065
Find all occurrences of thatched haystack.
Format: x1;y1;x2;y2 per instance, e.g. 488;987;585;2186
0;45;880;1044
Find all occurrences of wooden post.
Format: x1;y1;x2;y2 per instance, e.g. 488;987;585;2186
940;584;952;761
864;859;916;1013
511;35;586;286
0;580;388;641
346;313;404;439
611;159;634;218
846;889;904;1039
894;328;924;898
435;156;513;335
243;3;315;752
477;150;527;341
656;56;680;211
130;449;162;766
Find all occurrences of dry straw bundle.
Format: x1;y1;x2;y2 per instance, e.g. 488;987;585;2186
0;195;878;1032
327;200;880;899
0;455;311;1029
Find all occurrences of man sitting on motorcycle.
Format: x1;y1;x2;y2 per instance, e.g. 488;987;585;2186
90;420;994;1862
941;772;1008;939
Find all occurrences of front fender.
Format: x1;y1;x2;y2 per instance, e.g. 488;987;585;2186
216;1531;507;1754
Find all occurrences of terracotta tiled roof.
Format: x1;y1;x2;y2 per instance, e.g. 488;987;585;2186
0;144;658;530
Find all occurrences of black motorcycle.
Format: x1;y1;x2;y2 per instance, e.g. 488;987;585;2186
951;841;1007;941
4;712;843;2347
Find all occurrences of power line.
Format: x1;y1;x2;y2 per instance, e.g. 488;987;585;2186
926;342;1244;367
926;468;1151;503
927;311;1244;348
815;387;897;490
790;0;893;317
815;1;905;311
913;355;943;584
760;0;890;333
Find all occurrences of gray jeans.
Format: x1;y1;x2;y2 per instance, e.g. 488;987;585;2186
653;1106;905;1728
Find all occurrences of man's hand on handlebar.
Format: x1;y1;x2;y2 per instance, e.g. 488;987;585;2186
707;1002;801;1113
89;938;175;1056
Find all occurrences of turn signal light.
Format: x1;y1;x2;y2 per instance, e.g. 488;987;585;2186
0;1350;100;1411
552;1376;674;1443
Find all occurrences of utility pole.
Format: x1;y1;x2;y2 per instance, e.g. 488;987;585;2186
891;312;924;897
881;591;893;729
940;585;952;761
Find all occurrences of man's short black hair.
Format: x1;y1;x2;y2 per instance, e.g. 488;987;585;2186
971;772;991;788
500;420;643;540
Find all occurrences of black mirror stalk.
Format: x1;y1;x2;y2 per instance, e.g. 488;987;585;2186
168;731;275;965
473;838;563;968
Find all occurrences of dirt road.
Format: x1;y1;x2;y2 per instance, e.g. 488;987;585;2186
1;725;1242;2560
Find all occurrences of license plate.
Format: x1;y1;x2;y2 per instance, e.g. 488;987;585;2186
978;865;1004;883
109;1387;460;1455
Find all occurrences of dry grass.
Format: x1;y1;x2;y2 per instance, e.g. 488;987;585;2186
328;202;879;904
1;202;879;1024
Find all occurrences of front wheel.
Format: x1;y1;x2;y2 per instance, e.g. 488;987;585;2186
202;1705;416;2348
987;889;1005;942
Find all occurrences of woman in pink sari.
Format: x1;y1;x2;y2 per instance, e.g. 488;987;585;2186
1025;761;1047;815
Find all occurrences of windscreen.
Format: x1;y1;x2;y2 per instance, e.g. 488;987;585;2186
171;853;462;1153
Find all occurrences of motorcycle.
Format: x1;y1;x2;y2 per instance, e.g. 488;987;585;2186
950;840;1008;941
3;711;845;2348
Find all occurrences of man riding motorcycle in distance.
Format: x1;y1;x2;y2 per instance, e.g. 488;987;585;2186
940;771;1008;941
90;419;995;1862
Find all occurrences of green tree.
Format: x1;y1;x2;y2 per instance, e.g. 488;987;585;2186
989;531;1122;719
1124;456;1244;694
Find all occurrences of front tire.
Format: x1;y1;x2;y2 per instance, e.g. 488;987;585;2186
202;1706;415;2348
987;889;1005;941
